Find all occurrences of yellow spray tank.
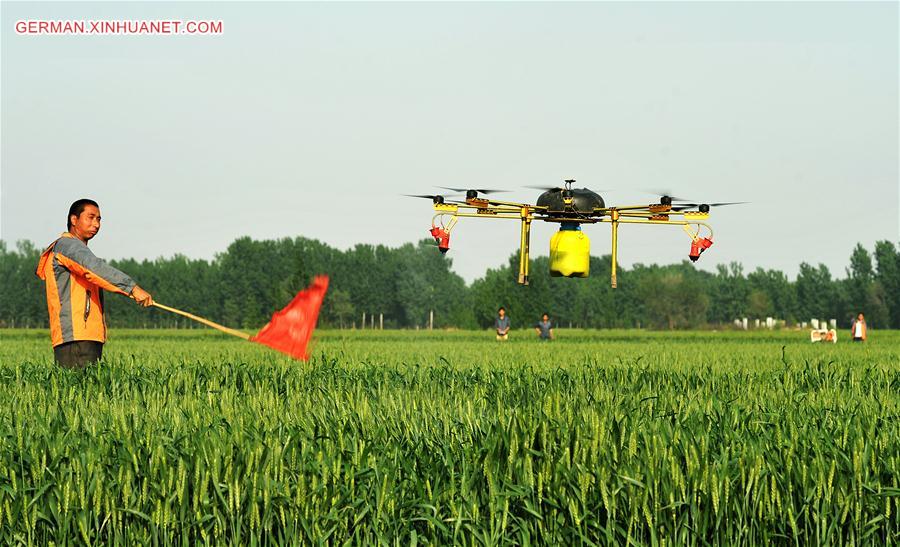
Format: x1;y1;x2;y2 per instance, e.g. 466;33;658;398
549;223;590;277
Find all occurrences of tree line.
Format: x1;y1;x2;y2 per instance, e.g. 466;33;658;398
2;237;898;330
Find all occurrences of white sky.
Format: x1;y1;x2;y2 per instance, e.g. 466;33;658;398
2;1;898;282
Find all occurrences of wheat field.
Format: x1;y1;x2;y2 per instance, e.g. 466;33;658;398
1;329;898;545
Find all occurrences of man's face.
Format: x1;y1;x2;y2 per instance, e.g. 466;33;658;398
498;309;505;318
70;205;101;242
542;315;549;322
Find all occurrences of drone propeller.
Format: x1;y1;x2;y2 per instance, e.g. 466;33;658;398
524;185;565;192
436;186;509;195
525;176;614;194
640;189;696;204
671;201;749;212
403;194;458;204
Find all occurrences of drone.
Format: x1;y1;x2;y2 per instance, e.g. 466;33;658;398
407;180;745;287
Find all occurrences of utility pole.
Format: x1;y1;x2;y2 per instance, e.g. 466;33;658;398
429;310;434;330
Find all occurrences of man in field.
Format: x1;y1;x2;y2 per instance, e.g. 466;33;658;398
534;312;554;341
495;307;511;341
36;199;154;368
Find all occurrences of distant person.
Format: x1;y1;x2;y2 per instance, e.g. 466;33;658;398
850;312;867;342
495;307;510;341
36;199;154;368
534;313;554;341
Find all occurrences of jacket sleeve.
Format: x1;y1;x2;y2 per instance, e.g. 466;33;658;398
53;238;137;296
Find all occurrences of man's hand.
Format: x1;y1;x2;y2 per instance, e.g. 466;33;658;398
131;286;154;307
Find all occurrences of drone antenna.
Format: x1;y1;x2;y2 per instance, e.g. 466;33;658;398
564;179;575;190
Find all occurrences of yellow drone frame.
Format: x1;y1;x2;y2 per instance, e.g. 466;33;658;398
429;194;715;288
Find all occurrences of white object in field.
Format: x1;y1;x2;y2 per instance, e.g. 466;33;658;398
754;319;760;328
810;329;837;343
766;317;774;329
811;319;820;330
742;318;748;330
801;321;807;328
734;319;742;328
829;319;836;329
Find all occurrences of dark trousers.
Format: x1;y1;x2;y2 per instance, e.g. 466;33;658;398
54;341;103;369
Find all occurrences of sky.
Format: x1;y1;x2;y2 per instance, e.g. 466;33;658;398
2;1;898;283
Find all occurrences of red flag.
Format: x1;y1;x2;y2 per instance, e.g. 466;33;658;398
251;275;329;360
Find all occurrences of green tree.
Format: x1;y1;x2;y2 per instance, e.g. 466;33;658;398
795;262;839;324
636;266;709;329
746;289;773;320
843;244;889;327
873;241;900;328
710;263;748;324
323;289;355;328
0;241;46;327
746;268;797;322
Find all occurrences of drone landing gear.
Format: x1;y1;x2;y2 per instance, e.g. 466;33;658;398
517;209;532;285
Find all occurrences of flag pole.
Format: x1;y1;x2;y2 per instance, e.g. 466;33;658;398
151;302;251;340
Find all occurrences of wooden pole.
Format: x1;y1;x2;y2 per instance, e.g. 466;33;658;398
152;303;250;340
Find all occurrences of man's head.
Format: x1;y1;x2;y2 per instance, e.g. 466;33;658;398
498;307;506;318
542;313;549;322
68;199;101;242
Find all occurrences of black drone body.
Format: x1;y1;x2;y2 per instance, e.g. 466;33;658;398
536;188;605;216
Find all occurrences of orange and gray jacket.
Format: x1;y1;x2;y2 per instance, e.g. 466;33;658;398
35;233;136;347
